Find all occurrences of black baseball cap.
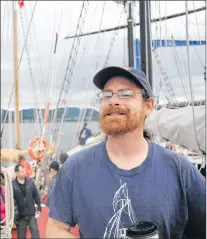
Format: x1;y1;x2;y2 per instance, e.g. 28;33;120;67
93;66;153;98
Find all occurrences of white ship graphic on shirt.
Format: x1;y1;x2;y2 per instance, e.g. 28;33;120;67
103;183;137;239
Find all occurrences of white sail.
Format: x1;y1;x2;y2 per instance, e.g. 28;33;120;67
145;105;205;153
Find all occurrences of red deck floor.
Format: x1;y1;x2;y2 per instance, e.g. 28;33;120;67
12;206;80;238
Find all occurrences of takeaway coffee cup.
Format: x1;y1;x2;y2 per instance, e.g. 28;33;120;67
126;221;159;238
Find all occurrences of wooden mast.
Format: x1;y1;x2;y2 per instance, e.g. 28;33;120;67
1;1;54;163
13;1;21;150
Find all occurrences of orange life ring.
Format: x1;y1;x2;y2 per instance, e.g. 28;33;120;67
28;136;48;161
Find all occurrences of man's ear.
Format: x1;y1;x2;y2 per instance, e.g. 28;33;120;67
144;98;155;117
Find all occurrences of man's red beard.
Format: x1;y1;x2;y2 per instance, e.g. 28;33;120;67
99;105;145;135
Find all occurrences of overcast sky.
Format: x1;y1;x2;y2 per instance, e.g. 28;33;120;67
1;1;206;110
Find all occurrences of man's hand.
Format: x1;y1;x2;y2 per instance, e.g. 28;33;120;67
46;218;77;238
35;211;40;219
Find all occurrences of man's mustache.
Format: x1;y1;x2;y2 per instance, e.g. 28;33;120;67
101;106;129;117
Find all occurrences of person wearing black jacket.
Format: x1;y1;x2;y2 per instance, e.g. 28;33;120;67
12;164;41;239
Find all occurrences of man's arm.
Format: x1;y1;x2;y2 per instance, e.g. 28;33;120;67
45;163;77;237
46;218;77;238
88;129;92;137
32;180;42;212
181;157;206;238
183;178;206;238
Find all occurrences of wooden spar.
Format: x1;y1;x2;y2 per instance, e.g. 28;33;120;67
13;2;21;149
64;6;206;39
156;99;205;110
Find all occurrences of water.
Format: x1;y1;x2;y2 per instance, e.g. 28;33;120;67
1;121;100;153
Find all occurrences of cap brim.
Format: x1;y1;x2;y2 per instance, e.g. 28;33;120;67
93;66;142;90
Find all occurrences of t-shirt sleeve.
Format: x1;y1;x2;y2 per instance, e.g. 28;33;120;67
181;156;206;238
46;165;76;227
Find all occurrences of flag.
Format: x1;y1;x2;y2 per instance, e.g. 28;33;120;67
18;1;24;8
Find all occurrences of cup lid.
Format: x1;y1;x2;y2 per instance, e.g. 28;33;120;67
126;221;158;238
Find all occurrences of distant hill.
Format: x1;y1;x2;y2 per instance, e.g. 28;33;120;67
1;107;99;122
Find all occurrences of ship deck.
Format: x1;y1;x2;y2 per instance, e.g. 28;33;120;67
11;205;80;238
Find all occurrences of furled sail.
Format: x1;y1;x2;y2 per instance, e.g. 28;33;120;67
145;105;205;153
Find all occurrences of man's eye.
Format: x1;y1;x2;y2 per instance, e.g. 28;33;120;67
103;92;112;99
119;91;133;98
104;95;111;99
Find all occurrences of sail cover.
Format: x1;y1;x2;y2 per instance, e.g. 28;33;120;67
145;105;205;153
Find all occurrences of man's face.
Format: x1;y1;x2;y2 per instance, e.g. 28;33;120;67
49;168;57;176
99;76;154;136
16;166;26;179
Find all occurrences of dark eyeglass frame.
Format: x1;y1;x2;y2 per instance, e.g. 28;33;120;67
97;89;147;100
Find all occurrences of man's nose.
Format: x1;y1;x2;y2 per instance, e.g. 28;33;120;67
108;93;120;106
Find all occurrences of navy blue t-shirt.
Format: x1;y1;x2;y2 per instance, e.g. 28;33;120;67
46;140;206;238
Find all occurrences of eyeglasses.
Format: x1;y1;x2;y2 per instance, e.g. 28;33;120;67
97;89;145;100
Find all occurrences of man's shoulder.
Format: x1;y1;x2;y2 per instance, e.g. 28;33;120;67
152;141;180;158
151;141;198;176
25;177;35;186
12;178;17;185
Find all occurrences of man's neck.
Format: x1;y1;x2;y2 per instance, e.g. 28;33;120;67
106;129;149;169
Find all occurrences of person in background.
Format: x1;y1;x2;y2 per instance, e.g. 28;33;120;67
18;154;31;177
0;173;6;230
59;152;68;168
48;161;59;196
30;162;37;180
78;122;92;145
12;164;41;239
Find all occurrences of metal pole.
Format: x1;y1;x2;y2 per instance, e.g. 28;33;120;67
139;0;153;90
139;1;147;75
146;0;153;90
126;1;135;67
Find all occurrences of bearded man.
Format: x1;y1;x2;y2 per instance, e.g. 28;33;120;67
46;66;206;239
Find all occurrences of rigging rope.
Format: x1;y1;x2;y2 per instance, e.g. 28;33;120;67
26;2;48;102
84;5;126;130
46;6;64;129
50;1;90;148
178;16;205;67
71;1;107;148
151;1;178;103
24;2;48;106
19;7;43;128
64;6;206;39
192;1;202;46
170;35;190;101
103;7;125;67
1;1;37;138
185;1;205;167
63;2;101;149
46;6;58;91
75;3;126;146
